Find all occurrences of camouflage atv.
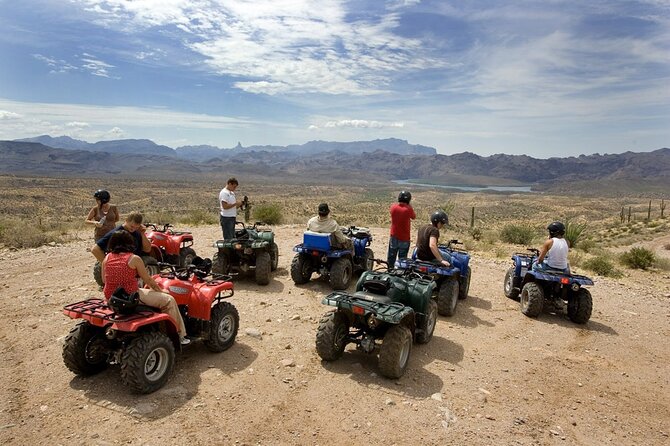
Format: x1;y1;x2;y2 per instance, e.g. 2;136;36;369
212;221;279;285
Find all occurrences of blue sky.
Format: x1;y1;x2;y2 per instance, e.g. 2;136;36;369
0;0;668;157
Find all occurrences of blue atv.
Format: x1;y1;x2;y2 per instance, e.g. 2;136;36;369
504;248;594;324
316;259;438;378
396;239;472;317
291;226;373;290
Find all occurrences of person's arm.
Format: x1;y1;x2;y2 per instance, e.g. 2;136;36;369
85;207;99;227
130;255;161;292
429;235;450;266
91;244;105;262
101;256;107;278
537;239;553;264
409;205;416;220
138;227;151;254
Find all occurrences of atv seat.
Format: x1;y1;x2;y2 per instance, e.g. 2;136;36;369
353;291;393;304
362;278;391;295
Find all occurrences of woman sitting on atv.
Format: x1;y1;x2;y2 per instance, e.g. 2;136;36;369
102;230;190;345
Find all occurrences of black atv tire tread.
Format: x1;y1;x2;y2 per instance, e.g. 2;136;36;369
568;288;593;324
255;251;272;285
120;331;175;394
520;282;544;317
203;302;240;352
93;261;103;287
290;254;312;284
437;278;459;316
62;322;108;376
179;247;197;268
363;248;375;272
212;251;230;275
270;242;279;271
416;300;438;344
315;311;349;361
458;266;471;300
330;257;352;290
378;325;413;379
504;267;520;300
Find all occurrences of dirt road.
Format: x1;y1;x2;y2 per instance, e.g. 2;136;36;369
0;225;668;445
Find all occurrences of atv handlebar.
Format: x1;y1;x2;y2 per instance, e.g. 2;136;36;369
145;223;173;232
527;247;540;256
157;262;234;282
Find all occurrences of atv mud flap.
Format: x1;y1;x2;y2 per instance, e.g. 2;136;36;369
322;292;413;324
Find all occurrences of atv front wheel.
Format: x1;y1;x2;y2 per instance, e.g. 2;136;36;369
179;247;197;268
315;311;350;361
416;300;438;344
212;251;230;275
568;288;592;324
270;242;279;271
330;258;352;290
437;278;459;316
378;325;413;379
520;282;544;317
121;332;175;394
62;322;108;376
93;262;103;287
363;248;375;272
204;302;240;352
458;266;471;300
290;254;312;284
504;267;520;300
255;251;272;285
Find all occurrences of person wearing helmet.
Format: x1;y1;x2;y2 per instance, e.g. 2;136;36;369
532;221;570;274
85;189;119;241
386;190;416;268
307;203;353;251
415;210;452;267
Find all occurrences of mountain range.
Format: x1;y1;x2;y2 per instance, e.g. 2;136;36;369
3;136;669;196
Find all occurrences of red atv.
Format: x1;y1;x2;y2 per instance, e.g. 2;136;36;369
145;223;197;267
62;258;239;394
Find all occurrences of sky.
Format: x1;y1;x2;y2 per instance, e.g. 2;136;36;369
0;0;668;157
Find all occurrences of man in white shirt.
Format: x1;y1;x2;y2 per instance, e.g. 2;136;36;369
219;177;244;239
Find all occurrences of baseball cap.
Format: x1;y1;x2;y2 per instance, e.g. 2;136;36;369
318;203;330;215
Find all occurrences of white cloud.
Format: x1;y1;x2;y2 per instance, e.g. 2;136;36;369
66;121;90;128
0;110;23;120
33;54;78;73
79;53;117;78
320;119;405;129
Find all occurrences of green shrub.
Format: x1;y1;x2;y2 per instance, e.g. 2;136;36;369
582;256;623;278
469;227;482;241
577;239;596;253
500;224;536;245
0;217;66;249
179;209;218;225
564;218;587;248
253;203;283;225
620;247;656;270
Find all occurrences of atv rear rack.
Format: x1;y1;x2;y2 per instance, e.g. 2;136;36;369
323;291;414;324
63;298;157;324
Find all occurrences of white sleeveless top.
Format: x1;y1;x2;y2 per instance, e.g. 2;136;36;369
546;238;569;269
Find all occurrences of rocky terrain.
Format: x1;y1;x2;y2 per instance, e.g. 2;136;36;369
0;225;668;445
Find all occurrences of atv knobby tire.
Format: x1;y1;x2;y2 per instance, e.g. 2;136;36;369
363;248;375;272
330;257;352;290
255;251;272;285
315;311;350;361
179;247;197;268
378;325;413;379
62;322;108;376
212;251;230;275
568;288;592;324
290;254;312;284
120;331;175;394
270;242;279;271
437;278;459;316
204;302;239;352
93;261;103;287
458;266;471;300
504;267;520;300
520;282;544;317
416;300;437;344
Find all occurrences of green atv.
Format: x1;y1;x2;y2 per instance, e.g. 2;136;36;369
316;259;438;379
211;221;279;285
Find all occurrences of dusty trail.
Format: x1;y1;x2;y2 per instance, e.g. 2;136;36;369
0;225;668;445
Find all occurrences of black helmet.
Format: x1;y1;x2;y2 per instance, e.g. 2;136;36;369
108;287;139;315
318;203;330;216
398;190;412;204
94;189;111;204
547;221;565;237
430;210;449;226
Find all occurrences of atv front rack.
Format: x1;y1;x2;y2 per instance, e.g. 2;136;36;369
323;291;414;324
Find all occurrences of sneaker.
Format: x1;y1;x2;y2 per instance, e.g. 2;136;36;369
180;337;191;346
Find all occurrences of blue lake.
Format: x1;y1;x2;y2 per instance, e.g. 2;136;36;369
393;180;534;193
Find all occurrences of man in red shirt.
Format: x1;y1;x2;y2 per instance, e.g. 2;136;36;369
387;190;416;269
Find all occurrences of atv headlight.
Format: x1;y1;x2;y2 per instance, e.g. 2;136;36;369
571;283;580;292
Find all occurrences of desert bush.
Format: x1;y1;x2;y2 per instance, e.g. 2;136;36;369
654;257;670;271
469;227;482;241
254;203;283;225
499;224;535;245
179;209;218;225
577;239;597;253
582;256;623;278
0;217;66;249
564;218;587;248
620;247;656;270
568;250;583;267
664;243;670;251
